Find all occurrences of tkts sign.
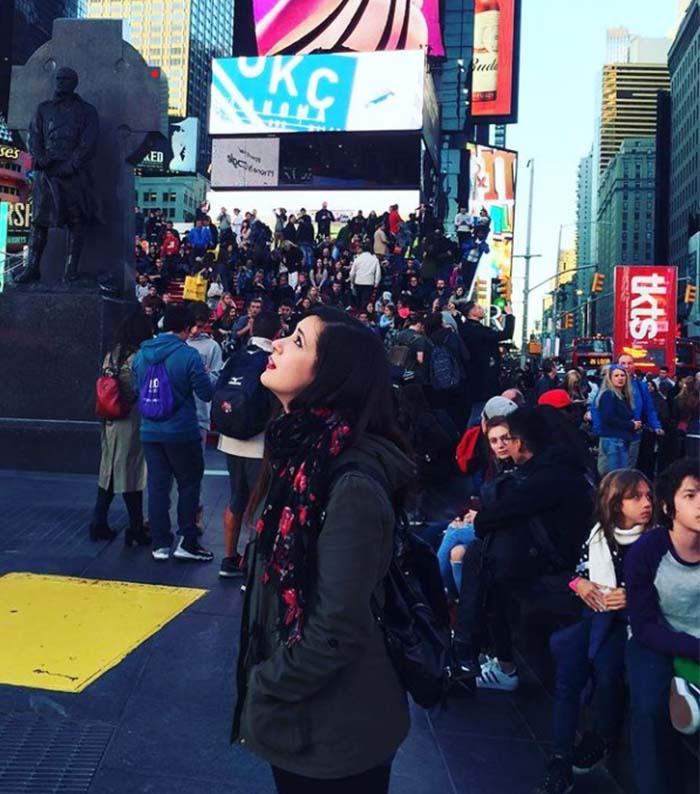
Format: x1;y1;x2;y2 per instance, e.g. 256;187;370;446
614;265;678;376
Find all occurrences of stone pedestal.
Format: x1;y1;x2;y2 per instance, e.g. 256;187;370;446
0;290;133;473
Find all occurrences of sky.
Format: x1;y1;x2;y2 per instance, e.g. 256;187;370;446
507;0;680;331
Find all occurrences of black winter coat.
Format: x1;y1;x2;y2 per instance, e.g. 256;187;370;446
460;314;515;401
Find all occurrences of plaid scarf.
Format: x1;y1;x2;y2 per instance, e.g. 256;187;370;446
256;408;353;647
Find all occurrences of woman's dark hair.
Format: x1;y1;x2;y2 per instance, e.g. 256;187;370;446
505;406;551;456
290;307;407;448
423;312;443;336
163;304;195;333
656;458;699;529
114;307;153;363
247;307;409;520
537;405;597;479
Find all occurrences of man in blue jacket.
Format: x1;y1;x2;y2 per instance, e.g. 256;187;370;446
590;353;663;466
133;305;215;562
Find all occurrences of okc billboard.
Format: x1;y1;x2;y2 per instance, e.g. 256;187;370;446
209;51;424;135
614;265;678;375
234;0;445;58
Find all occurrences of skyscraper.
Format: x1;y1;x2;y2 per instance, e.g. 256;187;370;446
668;0;699;284
575;151;594;333
596;138;657;334
0;0;86;116
598;62;670;175
85;0;233;171
606;26;632;63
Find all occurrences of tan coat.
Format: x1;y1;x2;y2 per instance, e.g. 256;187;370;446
97;349;146;494
373;226;390;256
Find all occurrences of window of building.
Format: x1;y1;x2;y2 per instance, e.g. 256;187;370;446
169;208;176;218
162;192;170;203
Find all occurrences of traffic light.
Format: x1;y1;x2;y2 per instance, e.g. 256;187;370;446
497;276;512;300
565;313;574;330
684;284;697;304
591;272;605;293
475;278;488;301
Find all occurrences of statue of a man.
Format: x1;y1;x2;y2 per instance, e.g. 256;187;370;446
16;67;99;284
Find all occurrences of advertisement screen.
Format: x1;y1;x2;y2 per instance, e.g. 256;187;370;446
210;51;424;135
0;202;7;293
211;138;280;187
244;0;445;58
467;143;517;281
471;0;520;122
169;118;199;173
614;266;678;376
208;188;420;233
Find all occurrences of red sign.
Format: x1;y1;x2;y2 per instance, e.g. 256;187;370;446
614;266;678;376
471;0;520;122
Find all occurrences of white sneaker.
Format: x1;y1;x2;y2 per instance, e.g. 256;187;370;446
476;660;519;691
670;677;700;735
152;547;170;561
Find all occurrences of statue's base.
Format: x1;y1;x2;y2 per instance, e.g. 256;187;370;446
0;288;134;473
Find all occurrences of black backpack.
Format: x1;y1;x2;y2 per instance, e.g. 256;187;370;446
429;344;460;390
329;462;452;709
211;345;270;439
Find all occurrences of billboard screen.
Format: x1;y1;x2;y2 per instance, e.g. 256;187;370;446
210;51;424;135
211;138;280;187
466;143;517;281
137;118;199;175
614;265;678;375
471;0;520;122
239;0;445;58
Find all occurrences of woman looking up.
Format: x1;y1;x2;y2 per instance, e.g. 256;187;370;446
232;307;413;794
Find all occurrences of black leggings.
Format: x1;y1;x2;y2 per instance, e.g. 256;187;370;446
271;762;391;794
93;480;143;529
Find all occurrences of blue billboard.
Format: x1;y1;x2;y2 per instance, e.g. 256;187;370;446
209;51;424;135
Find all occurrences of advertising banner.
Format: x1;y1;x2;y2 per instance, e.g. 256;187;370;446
169;117;199;173
210;51;424;135
211;138;280;187
467;143;517;280
614;265;678;376
245;0;445;57
471;0;520;122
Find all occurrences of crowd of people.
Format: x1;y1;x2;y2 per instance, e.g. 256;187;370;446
89;201;699;794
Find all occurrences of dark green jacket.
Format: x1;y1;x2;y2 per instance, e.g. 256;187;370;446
233;434;414;778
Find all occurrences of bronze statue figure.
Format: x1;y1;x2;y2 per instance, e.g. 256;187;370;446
16;67;100;284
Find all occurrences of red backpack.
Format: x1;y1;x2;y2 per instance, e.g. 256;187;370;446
95;353;129;420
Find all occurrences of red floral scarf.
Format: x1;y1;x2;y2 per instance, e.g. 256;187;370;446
256;408;353;647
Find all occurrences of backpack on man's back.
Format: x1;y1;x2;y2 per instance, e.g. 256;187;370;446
211;345;270;439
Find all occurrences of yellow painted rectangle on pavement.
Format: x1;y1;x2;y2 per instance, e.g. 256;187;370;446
0;573;207;693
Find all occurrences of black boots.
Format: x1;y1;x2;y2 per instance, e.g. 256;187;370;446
89;522;117;542
15;225;47;284
124;525;151;548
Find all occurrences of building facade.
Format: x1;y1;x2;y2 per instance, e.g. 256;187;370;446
598;62;670;175
575;151;594;334
595;138;657;335
0;0;85;116
86;0;233;172
135;173;209;224
668;0;700;293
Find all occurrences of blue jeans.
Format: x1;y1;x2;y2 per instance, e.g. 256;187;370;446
468;400;486;428
597;436;631;476
626;637;681;794
143;440;204;549
436;524;476;598
549;616;626;759
299;243;314;269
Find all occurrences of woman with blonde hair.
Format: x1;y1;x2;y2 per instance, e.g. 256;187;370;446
596;364;639;475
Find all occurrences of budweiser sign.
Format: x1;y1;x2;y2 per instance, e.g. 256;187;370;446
614;265;678;375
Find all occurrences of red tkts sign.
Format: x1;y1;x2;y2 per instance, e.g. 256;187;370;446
614;266;678;375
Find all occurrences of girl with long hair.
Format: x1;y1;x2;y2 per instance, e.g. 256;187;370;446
90;307;153;545
537;469;655;794
596;364;640;475
232;307;413;793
